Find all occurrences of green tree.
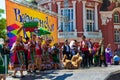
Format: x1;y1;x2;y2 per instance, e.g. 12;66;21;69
0;9;6;39
0;9;4;17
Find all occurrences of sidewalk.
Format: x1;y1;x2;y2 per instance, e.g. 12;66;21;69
6;65;120;80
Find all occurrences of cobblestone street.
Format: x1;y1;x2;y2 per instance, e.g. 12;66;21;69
6;65;120;80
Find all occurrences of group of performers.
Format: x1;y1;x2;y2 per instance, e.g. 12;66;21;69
10;34;62;77
0;34;117;79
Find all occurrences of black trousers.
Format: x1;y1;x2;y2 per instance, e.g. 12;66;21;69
63;52;71;60
24;52;28;69
88;54;93;66
99;60;107;67
114;61;119;65
81;50;89;68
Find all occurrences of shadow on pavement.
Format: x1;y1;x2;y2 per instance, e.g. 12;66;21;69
53;73;73;80
18;70;58;80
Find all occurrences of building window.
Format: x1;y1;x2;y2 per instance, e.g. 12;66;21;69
60;8;74;32
114;30;120;42
114;12;119;23
86;9;95;32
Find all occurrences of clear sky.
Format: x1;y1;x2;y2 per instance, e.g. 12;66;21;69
0;0;6;18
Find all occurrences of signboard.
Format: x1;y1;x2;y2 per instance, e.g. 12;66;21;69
6;0;58;46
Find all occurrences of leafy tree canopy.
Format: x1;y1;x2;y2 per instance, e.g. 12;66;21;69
100;0;110;11
0;9;6;39
0;9;4;17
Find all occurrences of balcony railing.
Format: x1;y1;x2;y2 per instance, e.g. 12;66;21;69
58;30;102;39
58;32;77;38
38;0;52;5
84;30;102;38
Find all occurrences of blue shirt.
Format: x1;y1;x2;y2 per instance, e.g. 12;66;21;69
113;55;120;61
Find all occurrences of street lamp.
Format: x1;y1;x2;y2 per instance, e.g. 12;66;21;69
64;0;69;39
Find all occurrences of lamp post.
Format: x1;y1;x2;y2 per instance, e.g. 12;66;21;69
64;0;69;39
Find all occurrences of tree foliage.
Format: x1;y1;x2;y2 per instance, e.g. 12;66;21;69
0;9;4;17
0;9;6;39
100;0;110;11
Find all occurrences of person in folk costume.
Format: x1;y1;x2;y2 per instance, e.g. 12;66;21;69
93;42;100;66
27;34;37;72
105;44;112;65
80;35;89;68
98;39;107;67
51;43;60;69
35;36;43;70
11;36;25;78
42;39;52;70
0;39;10;80
87;38;93;67
24;37;30;70
62;40;71;60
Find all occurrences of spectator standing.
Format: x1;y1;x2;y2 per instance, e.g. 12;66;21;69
105;44;112;65
98;39;107;67
87;39;93;67
80;35;89;68
62;40;71;60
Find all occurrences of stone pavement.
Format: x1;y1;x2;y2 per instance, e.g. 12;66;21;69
6;65;120;80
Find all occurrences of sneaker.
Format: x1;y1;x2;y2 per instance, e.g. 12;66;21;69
21;75;25;78
33;70;36;73
12;76;17;78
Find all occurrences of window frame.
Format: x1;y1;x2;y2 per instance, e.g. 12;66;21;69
114;12;119;24
114;29;120;43
60;8;74;32
86;8;95;32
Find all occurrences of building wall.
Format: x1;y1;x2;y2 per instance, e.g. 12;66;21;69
76;1;83;37
100;1;120;51
38;0;120;51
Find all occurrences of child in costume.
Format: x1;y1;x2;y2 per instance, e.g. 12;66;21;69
51;43;60;69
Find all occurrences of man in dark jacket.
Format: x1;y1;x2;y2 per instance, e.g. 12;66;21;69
62;40;71;60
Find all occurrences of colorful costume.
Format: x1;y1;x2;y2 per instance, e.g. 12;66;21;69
29;41;36;63
105;48;112;64
36;42;42;57
93;43;99;66
52;46;60;63
16;43;25;66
